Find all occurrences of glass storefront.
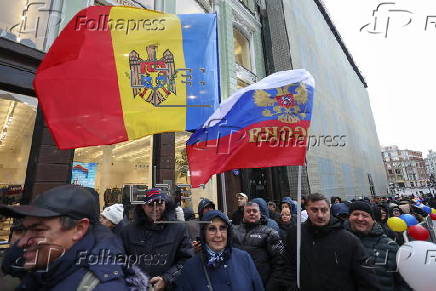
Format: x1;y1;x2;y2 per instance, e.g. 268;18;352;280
0;91;37;245
175;132;217;211
73;136;153;209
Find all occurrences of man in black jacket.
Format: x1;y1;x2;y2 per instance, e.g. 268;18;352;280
231;192;248;225
285;193;380;291
120;188;193;290
347;201;411;291
232;201;287;290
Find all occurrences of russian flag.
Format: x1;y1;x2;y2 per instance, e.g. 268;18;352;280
187;69;315;187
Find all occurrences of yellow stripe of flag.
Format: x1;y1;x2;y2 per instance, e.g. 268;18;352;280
110;7;187;140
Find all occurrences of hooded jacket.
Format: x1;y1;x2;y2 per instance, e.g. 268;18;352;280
185;199;215;242
285;217;381;291
16;225;128;291
198;198;215;219
345;222;411;291
232;215;287;290
251;198;279;231
120;196;193;289
175;210;264;291
281;197;297;215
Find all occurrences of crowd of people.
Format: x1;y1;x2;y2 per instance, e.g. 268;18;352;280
0;184;435;290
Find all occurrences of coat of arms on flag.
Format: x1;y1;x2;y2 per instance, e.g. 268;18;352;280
130;44;191;106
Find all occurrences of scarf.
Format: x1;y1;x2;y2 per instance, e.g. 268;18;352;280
204;244;228;269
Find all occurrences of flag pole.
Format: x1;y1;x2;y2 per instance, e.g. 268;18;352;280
220;173;228;215
297;165;302;288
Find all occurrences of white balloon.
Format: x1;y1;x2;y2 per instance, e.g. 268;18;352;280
397;241;436;291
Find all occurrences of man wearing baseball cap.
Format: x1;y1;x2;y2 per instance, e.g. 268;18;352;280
120;188;192;290
0;184;128;290
347;201;411;290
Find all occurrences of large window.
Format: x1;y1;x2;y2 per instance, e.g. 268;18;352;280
94;0;154;9
0;0;59;50
0;91;37;243
175;132;217;212
73;136;153;208
233;27;252;71
175;0;206;14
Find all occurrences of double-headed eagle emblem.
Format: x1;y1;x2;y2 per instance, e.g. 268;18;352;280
129;44;177;106
254;83;308;123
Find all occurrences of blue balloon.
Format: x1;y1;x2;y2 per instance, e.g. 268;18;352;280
400;214;418;226
422;206;431;214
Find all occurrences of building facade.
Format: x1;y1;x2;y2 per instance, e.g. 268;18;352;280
425;150;436;182
0;0;389;228
382;145;429;193
220;0;388;203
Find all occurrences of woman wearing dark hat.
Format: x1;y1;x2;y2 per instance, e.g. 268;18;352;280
176;210;264;291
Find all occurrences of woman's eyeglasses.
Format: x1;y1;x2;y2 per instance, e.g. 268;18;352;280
207;225;228;234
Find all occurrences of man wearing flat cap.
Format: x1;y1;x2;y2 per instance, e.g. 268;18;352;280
347;201;411;291
120;188;193;291
0;184;128;290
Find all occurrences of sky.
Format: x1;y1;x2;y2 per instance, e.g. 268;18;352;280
322;0;436;157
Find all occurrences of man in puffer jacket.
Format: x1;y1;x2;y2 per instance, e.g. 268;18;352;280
251;198;279;231
120;188;193;290
232;202;288;290
346;201;411;291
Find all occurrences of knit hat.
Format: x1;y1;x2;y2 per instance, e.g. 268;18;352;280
349;201;374;218
101;203;124;225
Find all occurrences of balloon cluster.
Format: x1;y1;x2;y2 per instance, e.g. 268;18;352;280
387;208;436;241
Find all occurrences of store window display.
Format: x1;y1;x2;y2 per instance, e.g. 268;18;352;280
73;135;153;210
0;91;37;245
175;132;217;214
233;28;252;71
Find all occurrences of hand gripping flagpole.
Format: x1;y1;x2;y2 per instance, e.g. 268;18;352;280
297;165;302;288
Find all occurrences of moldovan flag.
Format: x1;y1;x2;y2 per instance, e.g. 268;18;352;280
187;69;315;187
34;6;219;149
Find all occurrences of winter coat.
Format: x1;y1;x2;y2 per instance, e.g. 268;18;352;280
278;220;294;241
231;206;244;225
346;222;412;291
112;217;129;236
176;210;264;291
175;248;264;291
285;218;381;291
16;225;129;291
232;219;287;289
120;204;193;289
251;198;279;231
